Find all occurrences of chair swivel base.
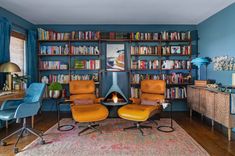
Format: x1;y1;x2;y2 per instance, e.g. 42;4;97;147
78;123;102;136
0;119;45;154
124;122;152;136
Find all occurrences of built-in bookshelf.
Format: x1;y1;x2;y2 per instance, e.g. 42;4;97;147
38;28;195;100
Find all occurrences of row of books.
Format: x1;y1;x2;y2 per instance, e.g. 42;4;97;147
131;60;160;70
38;28;192;41
41;74;70;84
74;60;100;70
166;87;187;99
40;61;68;70
131;73;191;84
131;46;161;55
38;28;70;40
40;45;69;55
162;60;191;70
131;87;187;99
71;31;100;40
131;32;160;40
71;46;100;55
161;31;191;40
162;45;191;55
70;73;98;81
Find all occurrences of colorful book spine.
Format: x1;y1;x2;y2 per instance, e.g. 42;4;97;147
40;61;68;70
131;46;160;55
70;73;98;81
166;87;187;99
131;60;160;70
71;46;100;55
74;60;100;70
40;45;69;55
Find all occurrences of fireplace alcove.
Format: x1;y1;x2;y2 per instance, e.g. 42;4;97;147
102;72;128;117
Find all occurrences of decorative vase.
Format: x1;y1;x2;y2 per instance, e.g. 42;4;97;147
49;90;62;99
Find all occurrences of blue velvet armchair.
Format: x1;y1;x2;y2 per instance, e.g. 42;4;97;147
0;83;46;154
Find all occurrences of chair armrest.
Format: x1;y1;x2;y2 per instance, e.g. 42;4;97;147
1;99;24;110
14;102;40;119
96;98;104;103
129;98;141;104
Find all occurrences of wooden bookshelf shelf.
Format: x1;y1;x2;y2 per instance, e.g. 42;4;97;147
131;39;161;42
161;39;192;42
39;69;68;71
70;69;100;71
38;54;69;56
69;54;100;56
131;54;160;56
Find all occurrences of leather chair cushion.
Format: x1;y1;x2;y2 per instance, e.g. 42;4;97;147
71;104;109;122
69;80;95;94
141;80;165;94
141;93;165;101
118;104;160;122
70;94;96;103
74;99;93;105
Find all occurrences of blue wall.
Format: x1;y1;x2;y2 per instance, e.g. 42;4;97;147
0;7;35;34
198;3;235;85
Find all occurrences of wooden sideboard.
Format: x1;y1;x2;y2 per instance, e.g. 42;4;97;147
187;85;235;141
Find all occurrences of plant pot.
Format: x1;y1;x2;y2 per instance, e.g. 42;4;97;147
49;90;62;99
14;84;21;90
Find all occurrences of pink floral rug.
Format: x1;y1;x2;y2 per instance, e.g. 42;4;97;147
17;118;209;156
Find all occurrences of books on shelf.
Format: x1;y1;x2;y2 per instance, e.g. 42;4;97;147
166;87;187;99
131;46;161;55
131;87;141;98
40;45;69;55
161;60;191;70
161;31;191;41
71;31;100;40
71;46;100;55
74;60;100;70
131;73;191;85
131;32;160;40
40;61;68;70
41;74;70;84
162;45;191;55
101;32;130;40
131;60;160;70
38;28;100;40
71;73;98;81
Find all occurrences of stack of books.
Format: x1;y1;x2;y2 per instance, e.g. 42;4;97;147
40;45;69;55
41;74;70;84
71;31;100;40
162;60;191;70
131;32;160;40
40;61;68;70
131;60;160;70
166;87;187;99
161;31;191;41
70;73;98;81
131;46;160;55
74;60;100;70
131;74;161;84
38;28;70;40
101;32;130;39
71;46;100;55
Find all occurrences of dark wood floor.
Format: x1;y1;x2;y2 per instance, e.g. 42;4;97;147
0;111;235;156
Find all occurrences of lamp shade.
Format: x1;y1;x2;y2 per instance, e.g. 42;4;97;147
0;62;21;73
191;57;209;68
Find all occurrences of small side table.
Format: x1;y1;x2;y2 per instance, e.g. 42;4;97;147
157;101;175;132
55;98;75;131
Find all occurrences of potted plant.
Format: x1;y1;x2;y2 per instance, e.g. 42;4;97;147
13;74;30;90
48;82;63;99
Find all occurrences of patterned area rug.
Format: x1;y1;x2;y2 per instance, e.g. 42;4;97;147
17;118;209;156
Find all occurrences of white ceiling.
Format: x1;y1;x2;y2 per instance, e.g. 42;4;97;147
0;0;234;25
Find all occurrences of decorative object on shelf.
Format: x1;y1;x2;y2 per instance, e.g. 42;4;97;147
13;74;29;90
191;57;210;80
212;55;235;71
106;44;125;71
48;82;63;99
170;46;181;54
0;62;21;91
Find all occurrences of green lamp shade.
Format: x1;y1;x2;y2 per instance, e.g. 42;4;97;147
0;62;21;73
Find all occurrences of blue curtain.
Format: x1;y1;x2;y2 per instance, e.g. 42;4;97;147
26;30;37;85
0;17;11;89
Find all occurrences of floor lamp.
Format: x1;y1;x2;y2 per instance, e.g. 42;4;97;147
0;62;21;90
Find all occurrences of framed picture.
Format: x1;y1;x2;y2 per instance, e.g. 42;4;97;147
171;46;181;54
106;44;125;71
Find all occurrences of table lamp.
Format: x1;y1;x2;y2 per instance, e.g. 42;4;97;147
191;57;210;80
0;62;21;90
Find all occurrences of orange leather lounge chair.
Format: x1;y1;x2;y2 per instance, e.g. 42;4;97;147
69;80;109;136
118;80;165;135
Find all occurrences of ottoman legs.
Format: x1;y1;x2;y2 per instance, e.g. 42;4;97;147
78;123;102;136
124;122;152;136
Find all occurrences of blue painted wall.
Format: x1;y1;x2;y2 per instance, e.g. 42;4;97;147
0;7;35;34
198;3;235;85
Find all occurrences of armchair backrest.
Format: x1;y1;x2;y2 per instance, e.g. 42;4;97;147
69;80;96;103
140;80;166;101
24;83;46;104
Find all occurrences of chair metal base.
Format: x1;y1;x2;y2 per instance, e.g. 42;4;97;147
0;118;45;154
78;123;102;136
124;122;152;136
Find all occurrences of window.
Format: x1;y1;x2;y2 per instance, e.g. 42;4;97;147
10;31;26;76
